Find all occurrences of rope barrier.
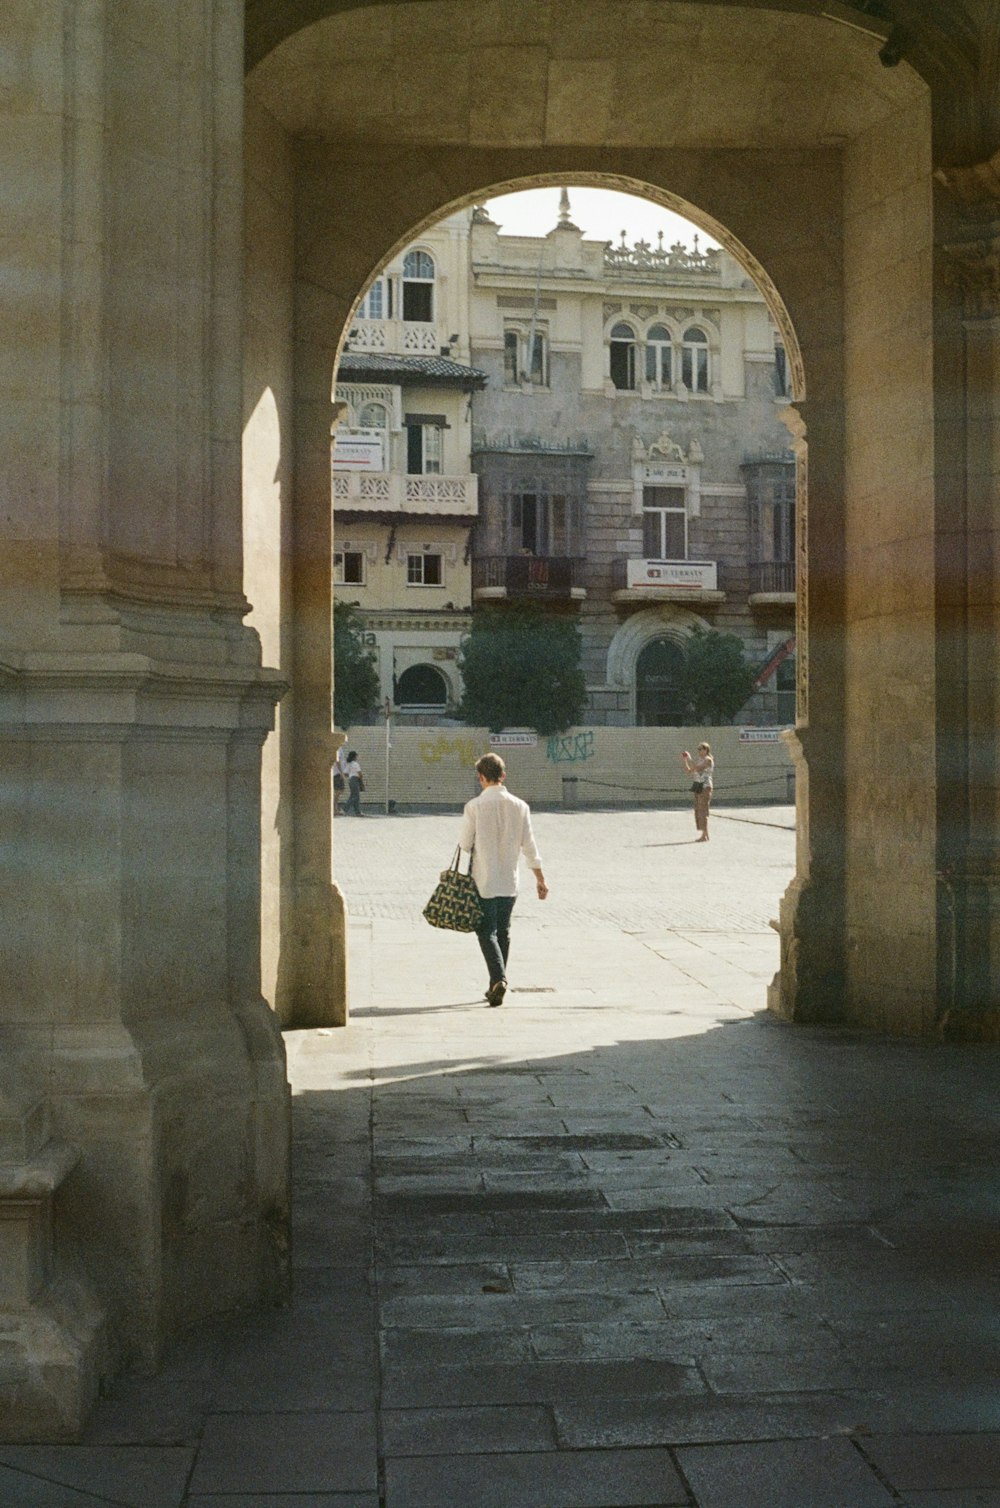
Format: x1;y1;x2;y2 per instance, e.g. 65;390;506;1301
567;769;791;797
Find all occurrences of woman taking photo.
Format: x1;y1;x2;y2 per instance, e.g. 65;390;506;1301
681;742;714;842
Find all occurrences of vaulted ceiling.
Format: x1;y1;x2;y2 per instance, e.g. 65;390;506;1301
247;0;927;154
245;0;980;88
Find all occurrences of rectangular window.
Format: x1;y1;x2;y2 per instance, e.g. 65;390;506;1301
334;551;365;585
405;422;443;475
642;486;687;559
504;331;519;385
361;278;384;320
407;552;443;586
529;331;547;385
610;341;636;391
402;281;433;322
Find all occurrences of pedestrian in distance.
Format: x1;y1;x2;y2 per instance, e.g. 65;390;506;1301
681;742;714;842
458;752;548;1007
333;743;348;816
342;749;365;816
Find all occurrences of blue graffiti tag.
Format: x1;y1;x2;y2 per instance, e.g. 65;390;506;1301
545;731;595;764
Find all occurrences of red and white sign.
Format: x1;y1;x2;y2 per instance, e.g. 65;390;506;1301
627;559;717;591
332;428;385;471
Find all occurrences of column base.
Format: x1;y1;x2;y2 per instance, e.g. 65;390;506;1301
277;881;348;1029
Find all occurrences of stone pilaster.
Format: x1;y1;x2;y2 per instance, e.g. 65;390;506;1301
767;406;848;1024
934;196;1000;1038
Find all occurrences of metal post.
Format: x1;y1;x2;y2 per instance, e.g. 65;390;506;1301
384;698;392;816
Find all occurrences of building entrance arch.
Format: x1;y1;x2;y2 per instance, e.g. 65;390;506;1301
11;0;996;1437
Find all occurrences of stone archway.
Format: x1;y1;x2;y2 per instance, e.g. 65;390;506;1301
6;0;1000;1437
606;606;713;726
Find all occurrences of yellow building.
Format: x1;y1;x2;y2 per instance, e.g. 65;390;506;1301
334;213;485;720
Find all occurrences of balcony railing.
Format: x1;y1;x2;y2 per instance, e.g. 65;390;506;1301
332;471;478;516
749;560;795;596
473;555;586;599
348;318;442;355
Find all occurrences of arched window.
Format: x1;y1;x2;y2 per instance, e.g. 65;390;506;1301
645;324;673;389
396;663;448;710
402;250;435;322
610;322;636;391
636;637;686;727
681;327;710;393
358;402;388;430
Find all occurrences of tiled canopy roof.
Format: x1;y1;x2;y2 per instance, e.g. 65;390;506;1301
338;351;488;390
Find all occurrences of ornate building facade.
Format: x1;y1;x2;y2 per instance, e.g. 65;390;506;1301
467;193;796;725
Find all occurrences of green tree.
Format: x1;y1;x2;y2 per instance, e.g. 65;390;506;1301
333;599;380;728
459;603;588;736
679;625;755;724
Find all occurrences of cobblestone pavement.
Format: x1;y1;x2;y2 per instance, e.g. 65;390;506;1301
5;807;1000;1506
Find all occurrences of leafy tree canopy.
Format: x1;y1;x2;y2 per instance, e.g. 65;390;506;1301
333;599;380;729
458;602;588;736
679;624;755;724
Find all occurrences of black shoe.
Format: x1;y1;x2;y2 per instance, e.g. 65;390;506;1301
486;979;507;1008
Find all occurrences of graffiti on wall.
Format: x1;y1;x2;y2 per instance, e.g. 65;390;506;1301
419;734;479;767
546;731;595;764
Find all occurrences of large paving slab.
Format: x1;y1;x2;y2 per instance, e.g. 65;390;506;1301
6;807;1000;1505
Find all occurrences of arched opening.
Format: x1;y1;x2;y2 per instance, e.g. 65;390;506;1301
396;662;449;712
242;0;939;1050
636;637;686;727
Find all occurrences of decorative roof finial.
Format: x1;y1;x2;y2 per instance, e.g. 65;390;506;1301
556;187;579;230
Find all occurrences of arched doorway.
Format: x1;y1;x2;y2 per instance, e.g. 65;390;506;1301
396;663;449;713
636;638;686;727
243;1;942;1047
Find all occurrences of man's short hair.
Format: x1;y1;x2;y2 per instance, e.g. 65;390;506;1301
475;752;506;783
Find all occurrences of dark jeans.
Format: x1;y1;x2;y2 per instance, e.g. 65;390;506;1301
476;895;516;987
344;775;363;816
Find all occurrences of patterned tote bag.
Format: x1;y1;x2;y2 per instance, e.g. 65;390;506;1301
423;846;484;933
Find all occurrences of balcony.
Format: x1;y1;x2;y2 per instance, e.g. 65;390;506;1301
473;556;586;602
611;557;724;604
348;318;442;356
332;471;478;517
749;560;795;604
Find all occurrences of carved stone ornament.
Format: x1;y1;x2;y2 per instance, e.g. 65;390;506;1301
648;432;686;463
943;235;1000;320
603;302;623;319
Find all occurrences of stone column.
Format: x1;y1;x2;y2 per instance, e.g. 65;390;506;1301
0;0;290;1434
934;154;1000;1037
768;404;848;1023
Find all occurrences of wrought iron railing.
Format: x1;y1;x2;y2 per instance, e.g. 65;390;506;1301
472;556;585;596
749;560;795;595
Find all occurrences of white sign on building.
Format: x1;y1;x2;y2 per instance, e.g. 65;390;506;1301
332;428;385;471
628;560;718;591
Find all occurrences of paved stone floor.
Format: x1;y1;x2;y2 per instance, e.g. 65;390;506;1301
4;806;1000;1506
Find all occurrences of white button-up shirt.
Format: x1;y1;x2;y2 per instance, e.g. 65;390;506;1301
458;782;542;899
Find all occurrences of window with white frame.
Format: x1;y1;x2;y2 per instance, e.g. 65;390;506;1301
642;485;687;559
334;550;365;585
503;326;548;386
645;324;674;390
681;327;710;393
610;322;637;390
406;552;443;586
358;277;389;320
402;250;435;322
405;419;443;475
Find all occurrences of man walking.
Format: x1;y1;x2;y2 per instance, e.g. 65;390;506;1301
458;753;548;1007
